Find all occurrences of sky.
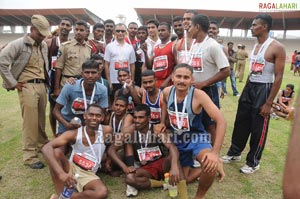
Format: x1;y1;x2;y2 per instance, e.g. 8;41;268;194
1;0;299;37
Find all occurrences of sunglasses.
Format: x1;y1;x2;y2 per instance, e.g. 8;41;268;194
115;30;126;33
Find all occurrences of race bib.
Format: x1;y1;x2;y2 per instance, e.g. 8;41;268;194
72;152;98;171
71;97;95;114
51;56;57;70
153;55;168;72
150;107;161;124
251;56;265;75
114;60;129;70
177;51;191;64
167;110;190;133
190;52;203;72
137;146;162;162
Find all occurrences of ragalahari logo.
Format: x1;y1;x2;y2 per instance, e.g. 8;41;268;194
258;2;298;11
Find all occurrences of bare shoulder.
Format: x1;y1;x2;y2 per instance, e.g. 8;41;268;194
162;86;172;97
193;88;211;104
271;39;285;54
194;87;207;96
101;124;113;135
266;39;286;63
57;129;78;144
124;113;134;121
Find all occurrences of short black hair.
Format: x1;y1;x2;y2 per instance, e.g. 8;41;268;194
174;63;193;75
91;54;104;61
192;14;210;33
173;16;183;23
138;25;148;33
86;104;103;114
117;69;130;75
159;22;171;32
115;95;129;106
82;59;100;71
93;22;105;31
104;19;115;25
134;104;151;117
210;20;219;29
141;70;155;78
60;17;73;25
146;19;159;28
75;20;88;29
227;41;234;46
254;13;273;32
128;22;138;27
286;84;294;91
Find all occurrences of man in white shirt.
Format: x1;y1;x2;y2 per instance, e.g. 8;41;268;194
104;23;136;103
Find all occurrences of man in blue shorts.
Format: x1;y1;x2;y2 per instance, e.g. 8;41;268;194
161;63;226;198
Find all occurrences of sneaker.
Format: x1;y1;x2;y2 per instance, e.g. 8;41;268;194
270;113;279;120
193;159;201;168
126;184;138;197
234;94;240;97
240;164;260;174
221;155;241;163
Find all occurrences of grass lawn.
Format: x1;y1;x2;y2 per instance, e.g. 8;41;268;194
0;63;299;199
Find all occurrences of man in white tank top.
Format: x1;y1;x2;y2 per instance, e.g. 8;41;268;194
42;104;113;199
222;14;286;174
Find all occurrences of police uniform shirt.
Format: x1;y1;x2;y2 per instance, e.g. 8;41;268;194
18;36;45;82
56;39;92;85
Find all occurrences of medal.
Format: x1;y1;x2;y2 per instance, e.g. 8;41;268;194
138;125;151;163
175;129;183;135
174;92;188;133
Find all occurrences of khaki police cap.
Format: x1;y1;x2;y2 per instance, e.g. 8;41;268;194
31;15;51;37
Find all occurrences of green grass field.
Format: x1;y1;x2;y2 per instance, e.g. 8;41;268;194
0;64;299;199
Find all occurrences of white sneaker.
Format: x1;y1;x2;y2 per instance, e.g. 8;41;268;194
270;113;279;120
126;184;138;197
193;159;201;168
240;164;260;174
221;155;241;163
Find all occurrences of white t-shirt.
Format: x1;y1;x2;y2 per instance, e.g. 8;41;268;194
104;40;136;83
190;37;229;82
146;37;161;58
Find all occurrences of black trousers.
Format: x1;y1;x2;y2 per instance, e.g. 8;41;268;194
227;82;272;167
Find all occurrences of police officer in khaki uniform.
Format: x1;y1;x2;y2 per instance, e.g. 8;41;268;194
0;15;51;169
235;44;248;82
54;20;92;97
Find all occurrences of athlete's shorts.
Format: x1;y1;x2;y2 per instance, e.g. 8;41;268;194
141;157;165;180
202;84;220;127
175;134;212;167
70;163;100;192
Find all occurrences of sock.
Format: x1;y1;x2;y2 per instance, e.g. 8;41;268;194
178;180;188;199
150;179;164;188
